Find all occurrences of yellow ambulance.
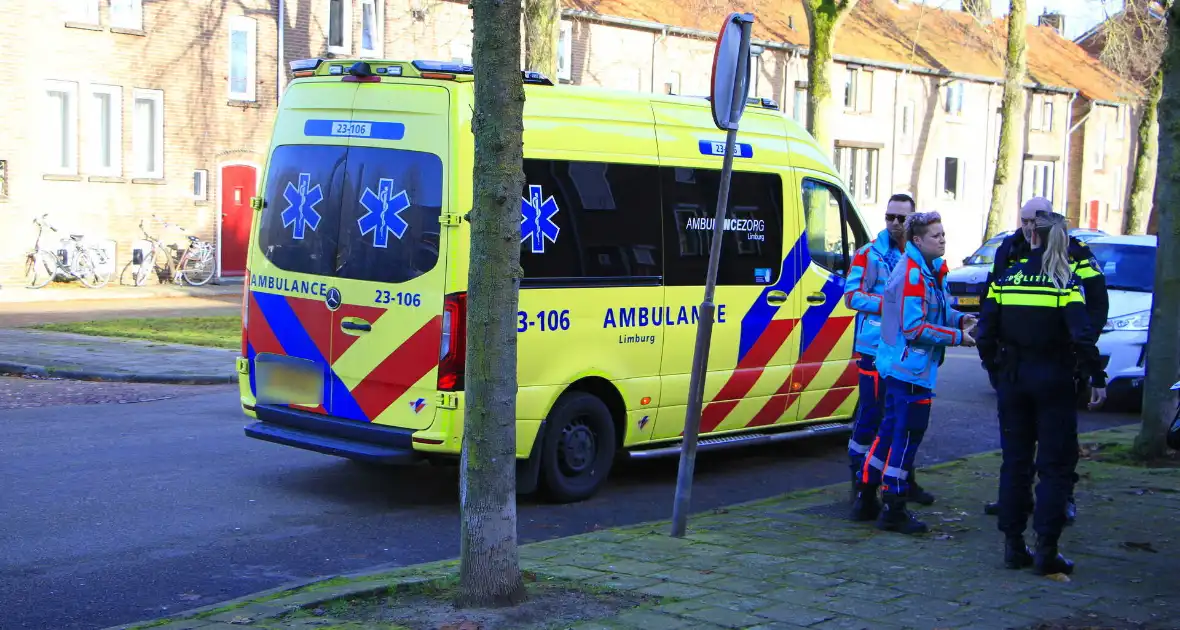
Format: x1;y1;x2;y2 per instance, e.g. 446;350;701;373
239;58;872;502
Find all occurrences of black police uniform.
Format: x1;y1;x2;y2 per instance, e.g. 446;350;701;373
975;248;1106;575
981;230;1108;521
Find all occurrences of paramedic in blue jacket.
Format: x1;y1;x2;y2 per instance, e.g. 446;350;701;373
866;211;978;534
843;192;935;521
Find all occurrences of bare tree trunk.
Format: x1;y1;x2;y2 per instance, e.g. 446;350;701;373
802;0;858;155
457;0;528;609
1134;2;1180;460
1125;68;1162;235
985;0;1028;239
524;0;560;80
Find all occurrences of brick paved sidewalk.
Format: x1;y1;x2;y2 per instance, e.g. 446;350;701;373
113;426;1180;630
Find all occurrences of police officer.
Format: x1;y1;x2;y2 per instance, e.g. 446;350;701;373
975;211;1106;575
982;197;1108;522
843;192;936;521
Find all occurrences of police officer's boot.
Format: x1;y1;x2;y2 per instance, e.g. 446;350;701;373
906;470;935;506
849;481;880;521
1034;535;1074;576
875;494;928;535
1004;535;1034;570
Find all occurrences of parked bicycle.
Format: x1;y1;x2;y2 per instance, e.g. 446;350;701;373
120;215;215;287
25;214;112;289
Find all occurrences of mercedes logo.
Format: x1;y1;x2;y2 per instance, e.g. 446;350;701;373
325;287;342;311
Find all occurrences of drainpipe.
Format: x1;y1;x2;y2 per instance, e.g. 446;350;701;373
651;27;667;93
1061;90;1078;215
277;0;286;104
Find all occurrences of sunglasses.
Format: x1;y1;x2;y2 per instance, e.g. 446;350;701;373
885;214;908;223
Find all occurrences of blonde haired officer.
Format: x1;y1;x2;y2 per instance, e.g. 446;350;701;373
975;211;1106;576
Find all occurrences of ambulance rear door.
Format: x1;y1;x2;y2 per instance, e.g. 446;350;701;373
327;81;451;431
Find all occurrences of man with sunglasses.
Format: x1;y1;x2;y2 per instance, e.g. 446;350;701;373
980;197;1108;524
843;192;936;521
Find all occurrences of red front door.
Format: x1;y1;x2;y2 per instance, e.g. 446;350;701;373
221;164;258;276
1088;199;1100;230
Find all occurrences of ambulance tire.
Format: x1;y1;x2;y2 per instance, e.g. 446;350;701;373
539;391;617;503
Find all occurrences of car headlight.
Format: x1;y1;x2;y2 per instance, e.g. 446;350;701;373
1103;310;1151;332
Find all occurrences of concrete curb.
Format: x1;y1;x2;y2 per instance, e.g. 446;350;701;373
0;360;237;385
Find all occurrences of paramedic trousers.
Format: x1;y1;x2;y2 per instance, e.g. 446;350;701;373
996;359;1079;539
848;354;887;478
864;376;933;497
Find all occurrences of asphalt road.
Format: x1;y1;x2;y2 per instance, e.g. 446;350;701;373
0;348;1136;630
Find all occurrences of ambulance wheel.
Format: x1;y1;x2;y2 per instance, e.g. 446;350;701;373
539;391;616;503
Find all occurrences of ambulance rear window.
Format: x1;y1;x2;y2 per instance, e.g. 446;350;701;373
258;145;443;283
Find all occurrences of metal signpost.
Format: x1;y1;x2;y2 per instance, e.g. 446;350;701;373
670;11;754;538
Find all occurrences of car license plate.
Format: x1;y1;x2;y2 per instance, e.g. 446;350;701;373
957;296;979;306
255;354;325;406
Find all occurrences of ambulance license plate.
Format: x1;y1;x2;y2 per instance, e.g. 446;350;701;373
254;353;325;406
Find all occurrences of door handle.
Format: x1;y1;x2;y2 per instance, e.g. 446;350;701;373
765;290;788;305
806;292;827;305
340;320;371;333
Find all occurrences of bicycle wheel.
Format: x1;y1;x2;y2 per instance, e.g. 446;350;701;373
74;250;111;289
24;250;57;288
179;245;215;286
120;248;156;286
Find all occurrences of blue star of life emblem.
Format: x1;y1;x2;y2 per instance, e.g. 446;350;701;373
520;185;560;254
357;178;411;248
281;173;323;240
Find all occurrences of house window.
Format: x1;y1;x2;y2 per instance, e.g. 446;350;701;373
900;100;915;154
664;71;681;95
360;0;381;57
937;157;964;201
132;89;164;179
328;0;350;54
89;85;121;176
110;0;143;30
945;82;965;116
1042;100;1054;131
557;21;572;82
1093;123;1107;171
842;67;873;113
1112;170;1123;211
793;83;808;126
834;145;879;206
68;0;99;23
45;80;78;175
1115;104;1125;139
193;169;208;201
229;16;257;101
1022;160;1055;203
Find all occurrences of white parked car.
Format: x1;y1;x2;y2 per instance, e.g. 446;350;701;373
1090;234;1157;410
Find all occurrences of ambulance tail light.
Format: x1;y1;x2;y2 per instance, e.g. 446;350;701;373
438;292;467;392
240;271;250;357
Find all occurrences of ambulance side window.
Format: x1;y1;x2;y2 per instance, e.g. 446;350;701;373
801;178;856;275
661;168;785;286
519;159;663;285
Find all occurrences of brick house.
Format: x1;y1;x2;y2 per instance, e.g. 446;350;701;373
0;0;1138;292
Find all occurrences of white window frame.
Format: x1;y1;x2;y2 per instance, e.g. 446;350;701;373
359;0;382;58
110;0;143;30
900;100;915;155
1029;94;1042;130
68;0;100;24
936;156;965;201
1115;104;1126;139
88;84;122;177
193;169;209;201
1112;170;1123;212
1093;122;1107;171
44;80;79;176
132;89;164;179
228;16;258;102
327;0;351;55
835;145;879;206
945;81;965;118
1042;99;1054;132
1022;160;1055;204
558;21;573;82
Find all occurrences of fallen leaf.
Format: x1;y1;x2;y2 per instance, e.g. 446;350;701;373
229;616;253;624
1045;573;1071;583
177;593;201;602
934;534;954;540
